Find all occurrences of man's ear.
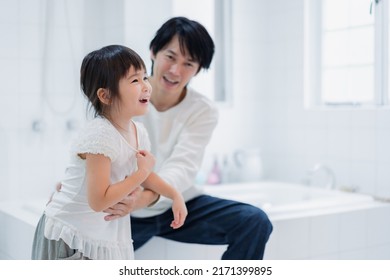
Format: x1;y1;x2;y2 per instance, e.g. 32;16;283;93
150;50;156;61
97;88;111;105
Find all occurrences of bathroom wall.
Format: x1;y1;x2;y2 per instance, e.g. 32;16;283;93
203;0;267;168
0;0;86;201
1;0;389;203
0;0;212;201
205;0;390;201
206;0;390;258
259;0;390;200
0;0;265;202
0;0;134;202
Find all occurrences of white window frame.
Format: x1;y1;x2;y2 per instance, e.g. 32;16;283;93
304;0;390;109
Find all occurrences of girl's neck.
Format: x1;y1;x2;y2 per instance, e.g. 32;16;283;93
105;114;131;132
104;115;138;149
110;118;131;133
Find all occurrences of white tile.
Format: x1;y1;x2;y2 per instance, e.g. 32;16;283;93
263;222;279;259
327;110;352;129
63;0;84;27
0;60;19;123
375;110;390;130
349;161;376;195
301;128;329;158
263;128;289;156
366;206;390;246
279;156;307;184
4;130;21;200
286;99;307;128
134;238;226;260
366;243;390;260
0;0;18;24
19;26;42;59
309;214;339;257
0;211;5;251
266;0;303;12
310;252;339;260
339;210;367;252
3;214;36;259
350;128;376;162
303;110;328;128
350;110;377;129
267;9;303;42
165;239;208;260
376;130;390;163
326;128;352;161
19;59;41;94
205;245;226;260
19;0;45;25
375;163;390;199
338;248;367;260
0;24;18;59
134;237;166;260
285;128;306;157
275;217;310;259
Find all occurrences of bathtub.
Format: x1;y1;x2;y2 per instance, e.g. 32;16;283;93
1;181;389;260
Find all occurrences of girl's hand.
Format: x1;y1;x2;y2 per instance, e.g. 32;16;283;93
170;194;188;229
136;150;155;176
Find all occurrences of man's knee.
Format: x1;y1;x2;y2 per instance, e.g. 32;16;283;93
242;205;273;236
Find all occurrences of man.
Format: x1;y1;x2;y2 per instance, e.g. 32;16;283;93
104;16;273;260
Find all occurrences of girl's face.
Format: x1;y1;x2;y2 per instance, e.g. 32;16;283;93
115;67;152;118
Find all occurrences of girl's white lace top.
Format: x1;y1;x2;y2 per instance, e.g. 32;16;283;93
44;117;151;260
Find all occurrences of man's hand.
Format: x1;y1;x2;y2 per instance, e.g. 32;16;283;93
55;182;62;192
103;186;143;221
47;182;62;205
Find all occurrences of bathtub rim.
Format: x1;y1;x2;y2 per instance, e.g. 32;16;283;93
202;181;386;220
0;181;388;224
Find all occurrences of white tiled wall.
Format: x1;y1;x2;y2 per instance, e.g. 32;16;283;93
258;0;390;201
0;0;170;202
206;0;390;202
0;0;87;202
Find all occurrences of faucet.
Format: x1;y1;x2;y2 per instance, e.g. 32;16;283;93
302;163;336;189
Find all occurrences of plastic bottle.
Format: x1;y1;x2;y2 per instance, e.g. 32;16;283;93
206;156;221;185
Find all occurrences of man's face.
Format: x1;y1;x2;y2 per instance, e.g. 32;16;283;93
151;35;200;95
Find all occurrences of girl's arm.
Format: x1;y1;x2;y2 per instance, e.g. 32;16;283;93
142;172;188;228
102;188;159;221
85;152;153;212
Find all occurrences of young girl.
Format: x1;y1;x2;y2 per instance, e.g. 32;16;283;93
31;45;187;260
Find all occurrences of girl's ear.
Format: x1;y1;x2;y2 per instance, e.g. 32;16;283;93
97;88;111;105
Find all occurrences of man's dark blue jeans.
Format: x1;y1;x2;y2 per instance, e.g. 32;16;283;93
131;194;273;260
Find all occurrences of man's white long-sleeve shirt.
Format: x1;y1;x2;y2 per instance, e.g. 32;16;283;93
132;87;219;218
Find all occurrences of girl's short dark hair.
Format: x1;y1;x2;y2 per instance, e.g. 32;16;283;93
150;17;215;72
80;45;146;117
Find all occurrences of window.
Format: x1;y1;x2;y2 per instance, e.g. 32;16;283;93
304;0;389;108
